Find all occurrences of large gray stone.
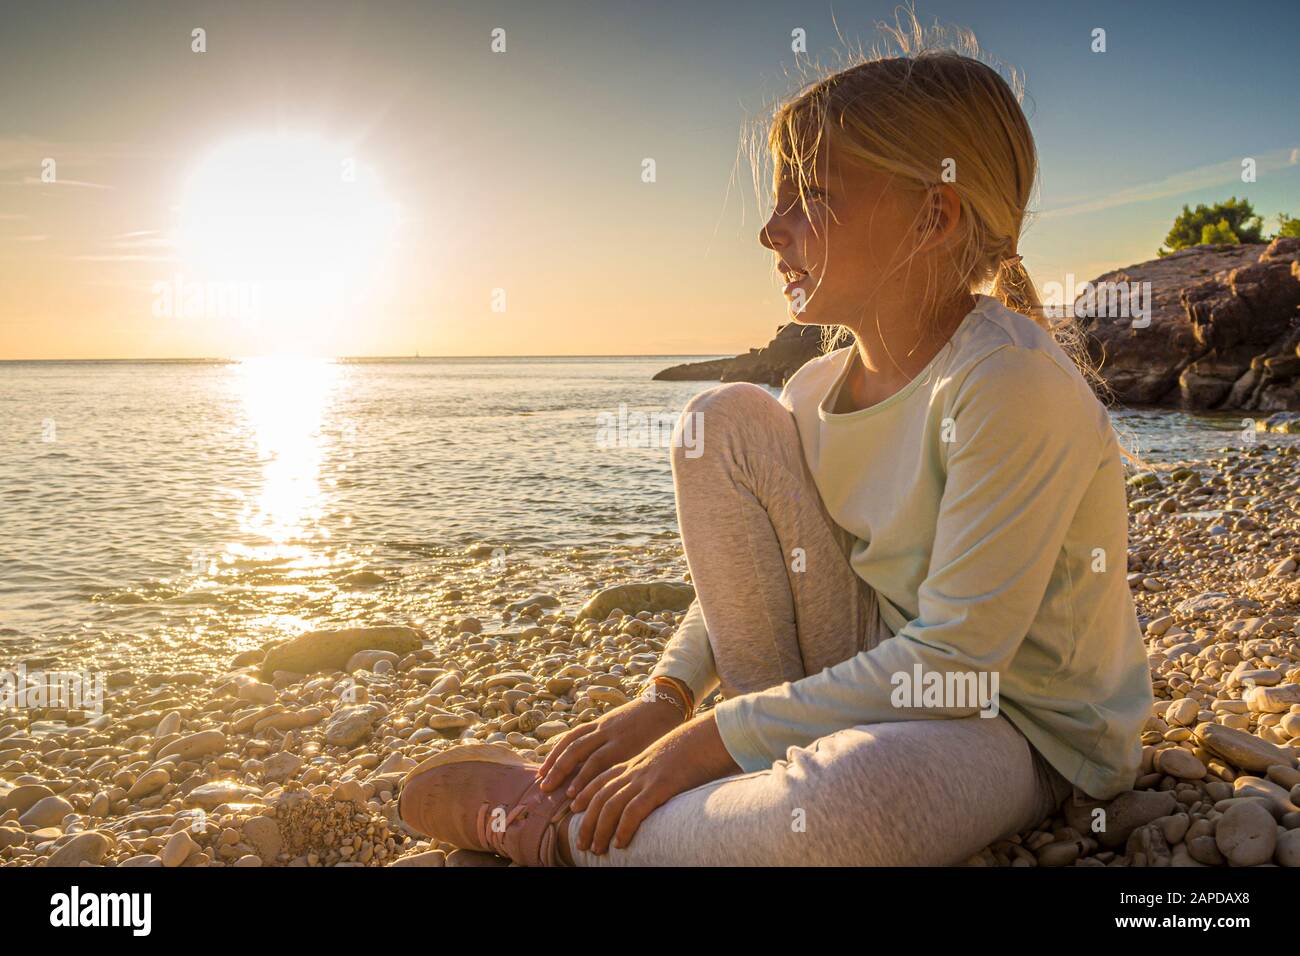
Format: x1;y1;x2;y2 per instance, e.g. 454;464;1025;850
261;626;425;680
47;831;113;868
1215;800;1277;866
324;704;382;747
1095;790;1180;849
1196;722;1296;772
576;581;695;621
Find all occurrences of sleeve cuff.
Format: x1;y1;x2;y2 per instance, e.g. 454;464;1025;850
649;602;720;704
712;694;776;773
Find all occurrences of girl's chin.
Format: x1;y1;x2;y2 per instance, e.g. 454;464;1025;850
787;305;832;327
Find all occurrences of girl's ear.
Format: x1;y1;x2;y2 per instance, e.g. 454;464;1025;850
919;183;962;249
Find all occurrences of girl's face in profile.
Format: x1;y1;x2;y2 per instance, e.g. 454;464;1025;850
759;144;927;330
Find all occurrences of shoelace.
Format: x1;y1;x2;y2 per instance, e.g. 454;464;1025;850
474;791;575;865
475;801;526;858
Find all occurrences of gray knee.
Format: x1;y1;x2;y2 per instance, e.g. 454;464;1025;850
682;382;782;421
673;383;786;465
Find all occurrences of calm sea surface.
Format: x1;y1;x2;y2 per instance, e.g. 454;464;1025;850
0;357;1289;660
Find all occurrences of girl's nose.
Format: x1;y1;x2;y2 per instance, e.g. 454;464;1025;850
758;215;786;252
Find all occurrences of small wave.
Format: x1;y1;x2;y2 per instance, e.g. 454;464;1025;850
164;591;224;605
383;541;443;555
97;592;149;605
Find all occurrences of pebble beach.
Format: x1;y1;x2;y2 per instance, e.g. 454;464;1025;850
3;439;1300;868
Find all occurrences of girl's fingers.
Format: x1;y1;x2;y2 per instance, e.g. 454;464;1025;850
574;766;627;848
537;725;599;791
537;722;594;777
589;779;641;855
571;760;625;814
564;741;622;798
612;787;668;850
535;733;567;779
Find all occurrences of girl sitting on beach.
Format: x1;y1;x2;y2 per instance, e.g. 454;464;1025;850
398;17;1153;866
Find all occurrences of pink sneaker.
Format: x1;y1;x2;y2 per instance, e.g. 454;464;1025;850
397;743;574;867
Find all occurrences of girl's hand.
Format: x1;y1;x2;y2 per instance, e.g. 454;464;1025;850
536;692;684;797
572;712;741;855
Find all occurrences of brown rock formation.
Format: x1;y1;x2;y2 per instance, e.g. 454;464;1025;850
653;321;849;387
1078;238;1300;410
1071;243;1259;404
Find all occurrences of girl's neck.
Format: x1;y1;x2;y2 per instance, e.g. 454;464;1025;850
834;291;976;413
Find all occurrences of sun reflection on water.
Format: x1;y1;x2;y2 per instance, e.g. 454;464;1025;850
230;357;341;564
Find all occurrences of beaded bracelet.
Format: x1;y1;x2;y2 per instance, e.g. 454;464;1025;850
648;675;694;721
643;687;690;723
656;675;695;714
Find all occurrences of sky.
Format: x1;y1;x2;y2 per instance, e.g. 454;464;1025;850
1;0;1297;359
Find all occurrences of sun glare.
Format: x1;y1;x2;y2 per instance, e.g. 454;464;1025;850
176;133;397;324
231;355;340;551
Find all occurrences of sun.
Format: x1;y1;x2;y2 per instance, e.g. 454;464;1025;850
176;133;397;322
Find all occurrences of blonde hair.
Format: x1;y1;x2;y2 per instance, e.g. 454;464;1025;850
749;7;1140;460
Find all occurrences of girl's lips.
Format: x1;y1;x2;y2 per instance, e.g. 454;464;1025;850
783;273;809;296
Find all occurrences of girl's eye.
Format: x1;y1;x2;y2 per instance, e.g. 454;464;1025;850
773;190;825;215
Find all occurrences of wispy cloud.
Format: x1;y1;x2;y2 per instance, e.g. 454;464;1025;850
66;229;176;261
0;136;164;171
73;254;178;262
1039;145;1300;220
108;231;173;249
4;176;113;189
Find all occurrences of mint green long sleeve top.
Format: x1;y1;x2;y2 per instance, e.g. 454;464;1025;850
652;294;1152;799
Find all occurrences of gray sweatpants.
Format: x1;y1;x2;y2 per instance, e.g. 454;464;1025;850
568;382;1072;866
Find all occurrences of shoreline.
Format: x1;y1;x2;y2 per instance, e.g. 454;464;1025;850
2;442;1299;867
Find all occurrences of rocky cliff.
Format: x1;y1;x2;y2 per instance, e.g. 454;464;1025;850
653;321;849;387
1078;237;1300;411
655;238;1300;412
